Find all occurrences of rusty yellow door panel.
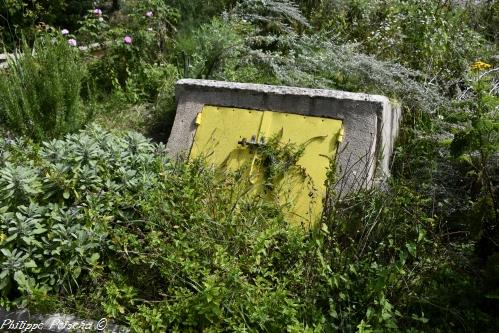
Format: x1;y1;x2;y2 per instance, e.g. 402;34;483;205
189;106;343;227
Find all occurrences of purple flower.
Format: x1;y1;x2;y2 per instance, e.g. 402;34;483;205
93;8;102;16
123;35;132;44
145;11;153;17
61;29;69;35
68;39;77;47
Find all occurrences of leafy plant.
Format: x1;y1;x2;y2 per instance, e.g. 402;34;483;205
450;65;498;258
0;35;93;141
299;0;488;87
83;0;179;102
0;126;166;309
175;17;249;79
0;0;94;49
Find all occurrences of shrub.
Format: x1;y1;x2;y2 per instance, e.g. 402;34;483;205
0;125;167;309
465;0;499;44
0;35;93;141
298;0;488;87
82;0;179;102
449;66;498;278
0;0;94;49
167;0;235;27
175;17;249;79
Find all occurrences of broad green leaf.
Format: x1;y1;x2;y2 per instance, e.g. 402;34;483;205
86;252;100;265
13;270;26;287
24;260;37;268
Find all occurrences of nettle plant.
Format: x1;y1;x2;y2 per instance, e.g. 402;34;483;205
0;126;169;309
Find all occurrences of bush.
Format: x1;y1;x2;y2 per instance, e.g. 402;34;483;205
299;0;488;87
0;125;167;309
0;0;94;49
175;17;249;79
0;35;93;141
465;0;499;44
82;0;179;102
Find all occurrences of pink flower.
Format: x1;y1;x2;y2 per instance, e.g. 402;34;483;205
123;35;132;44
68;39;77;47
145;11;153;17
61;29;69;35
93;8;102;16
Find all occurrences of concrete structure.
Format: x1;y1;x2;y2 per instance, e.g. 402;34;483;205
167;79;401;195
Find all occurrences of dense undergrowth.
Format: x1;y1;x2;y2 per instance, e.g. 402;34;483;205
0;0;498;331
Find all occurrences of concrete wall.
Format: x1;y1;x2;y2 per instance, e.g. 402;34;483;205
167;79;401;194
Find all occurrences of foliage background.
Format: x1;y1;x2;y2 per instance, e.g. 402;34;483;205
0;0;498;331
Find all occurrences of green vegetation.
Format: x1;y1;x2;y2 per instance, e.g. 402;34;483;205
0;0;498;331
0;36;93;141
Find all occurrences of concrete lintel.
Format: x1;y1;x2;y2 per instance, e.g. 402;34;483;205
167;79;401;194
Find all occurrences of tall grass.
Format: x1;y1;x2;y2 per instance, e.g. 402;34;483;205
0;36;93;141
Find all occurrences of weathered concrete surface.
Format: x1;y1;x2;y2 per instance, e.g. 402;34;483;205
167;79;401;194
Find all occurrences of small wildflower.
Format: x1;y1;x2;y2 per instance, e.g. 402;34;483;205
471;61;492;71
61;29;69;35
98;17;104;22
93;8;102;16
68;38;77;47
145;11;153;17
124;35;132;44
147;27;154;32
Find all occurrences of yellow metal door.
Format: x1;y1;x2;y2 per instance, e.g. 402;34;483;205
189;106;264;171
189;105;343;227
258;111;343;226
